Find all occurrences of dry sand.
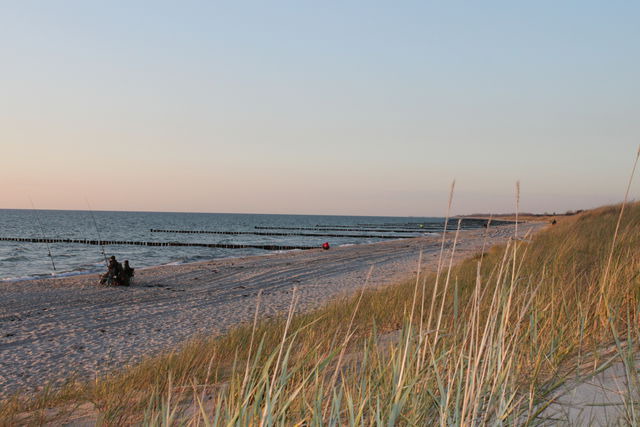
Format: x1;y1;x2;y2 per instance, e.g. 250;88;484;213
538;349;640;425
0;223;543;398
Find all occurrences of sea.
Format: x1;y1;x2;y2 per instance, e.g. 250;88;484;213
0;209;469;282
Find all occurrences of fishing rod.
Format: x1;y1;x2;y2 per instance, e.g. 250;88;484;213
29;198;56;273
86;198;109;267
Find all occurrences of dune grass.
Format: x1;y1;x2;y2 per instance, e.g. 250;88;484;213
2;201;640;425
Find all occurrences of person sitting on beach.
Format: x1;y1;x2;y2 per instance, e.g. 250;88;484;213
100;255;123;286
120;260;135;286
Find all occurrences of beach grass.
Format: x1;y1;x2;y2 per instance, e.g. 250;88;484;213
2;201;640;425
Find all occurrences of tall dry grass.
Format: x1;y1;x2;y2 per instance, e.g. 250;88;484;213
2;201;640;425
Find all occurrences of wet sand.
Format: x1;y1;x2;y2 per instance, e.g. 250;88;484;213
0;223;543;398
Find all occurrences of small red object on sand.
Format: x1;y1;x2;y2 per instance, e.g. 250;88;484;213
322;242;330;250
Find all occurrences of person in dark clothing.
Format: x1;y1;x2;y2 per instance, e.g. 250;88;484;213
100;255;123;286
120;260;135;286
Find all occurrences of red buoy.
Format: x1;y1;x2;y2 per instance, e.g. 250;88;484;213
322;242;330;250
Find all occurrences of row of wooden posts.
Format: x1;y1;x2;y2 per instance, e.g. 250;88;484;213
0;237;316;251
149;229;412;239
253;226;435;233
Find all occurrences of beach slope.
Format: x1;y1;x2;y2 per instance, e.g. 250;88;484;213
0;223;542;397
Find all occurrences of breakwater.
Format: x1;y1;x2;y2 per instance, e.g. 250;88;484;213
254;226;428;233
0;237;315;251
149;229;411;239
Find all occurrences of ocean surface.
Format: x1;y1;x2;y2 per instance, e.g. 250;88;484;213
0;209;470;281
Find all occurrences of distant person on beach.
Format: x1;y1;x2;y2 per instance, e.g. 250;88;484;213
121;260;135;286
100;255;123;286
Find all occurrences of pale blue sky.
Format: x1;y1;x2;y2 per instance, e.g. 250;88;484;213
1;1;638;215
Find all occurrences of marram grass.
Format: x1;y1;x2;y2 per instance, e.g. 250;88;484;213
2;202;640;425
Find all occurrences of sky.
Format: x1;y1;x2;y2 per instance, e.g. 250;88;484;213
1;1;639;216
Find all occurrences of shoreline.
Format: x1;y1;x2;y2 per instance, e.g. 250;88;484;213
0;250;284;284
0;237;441;284
0;222;544;398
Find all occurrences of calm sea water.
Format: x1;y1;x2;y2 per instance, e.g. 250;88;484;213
0;209;459;281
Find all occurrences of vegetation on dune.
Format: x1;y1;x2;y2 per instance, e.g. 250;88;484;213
2;202;640;425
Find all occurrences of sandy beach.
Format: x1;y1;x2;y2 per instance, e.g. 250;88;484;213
0;222;543;398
